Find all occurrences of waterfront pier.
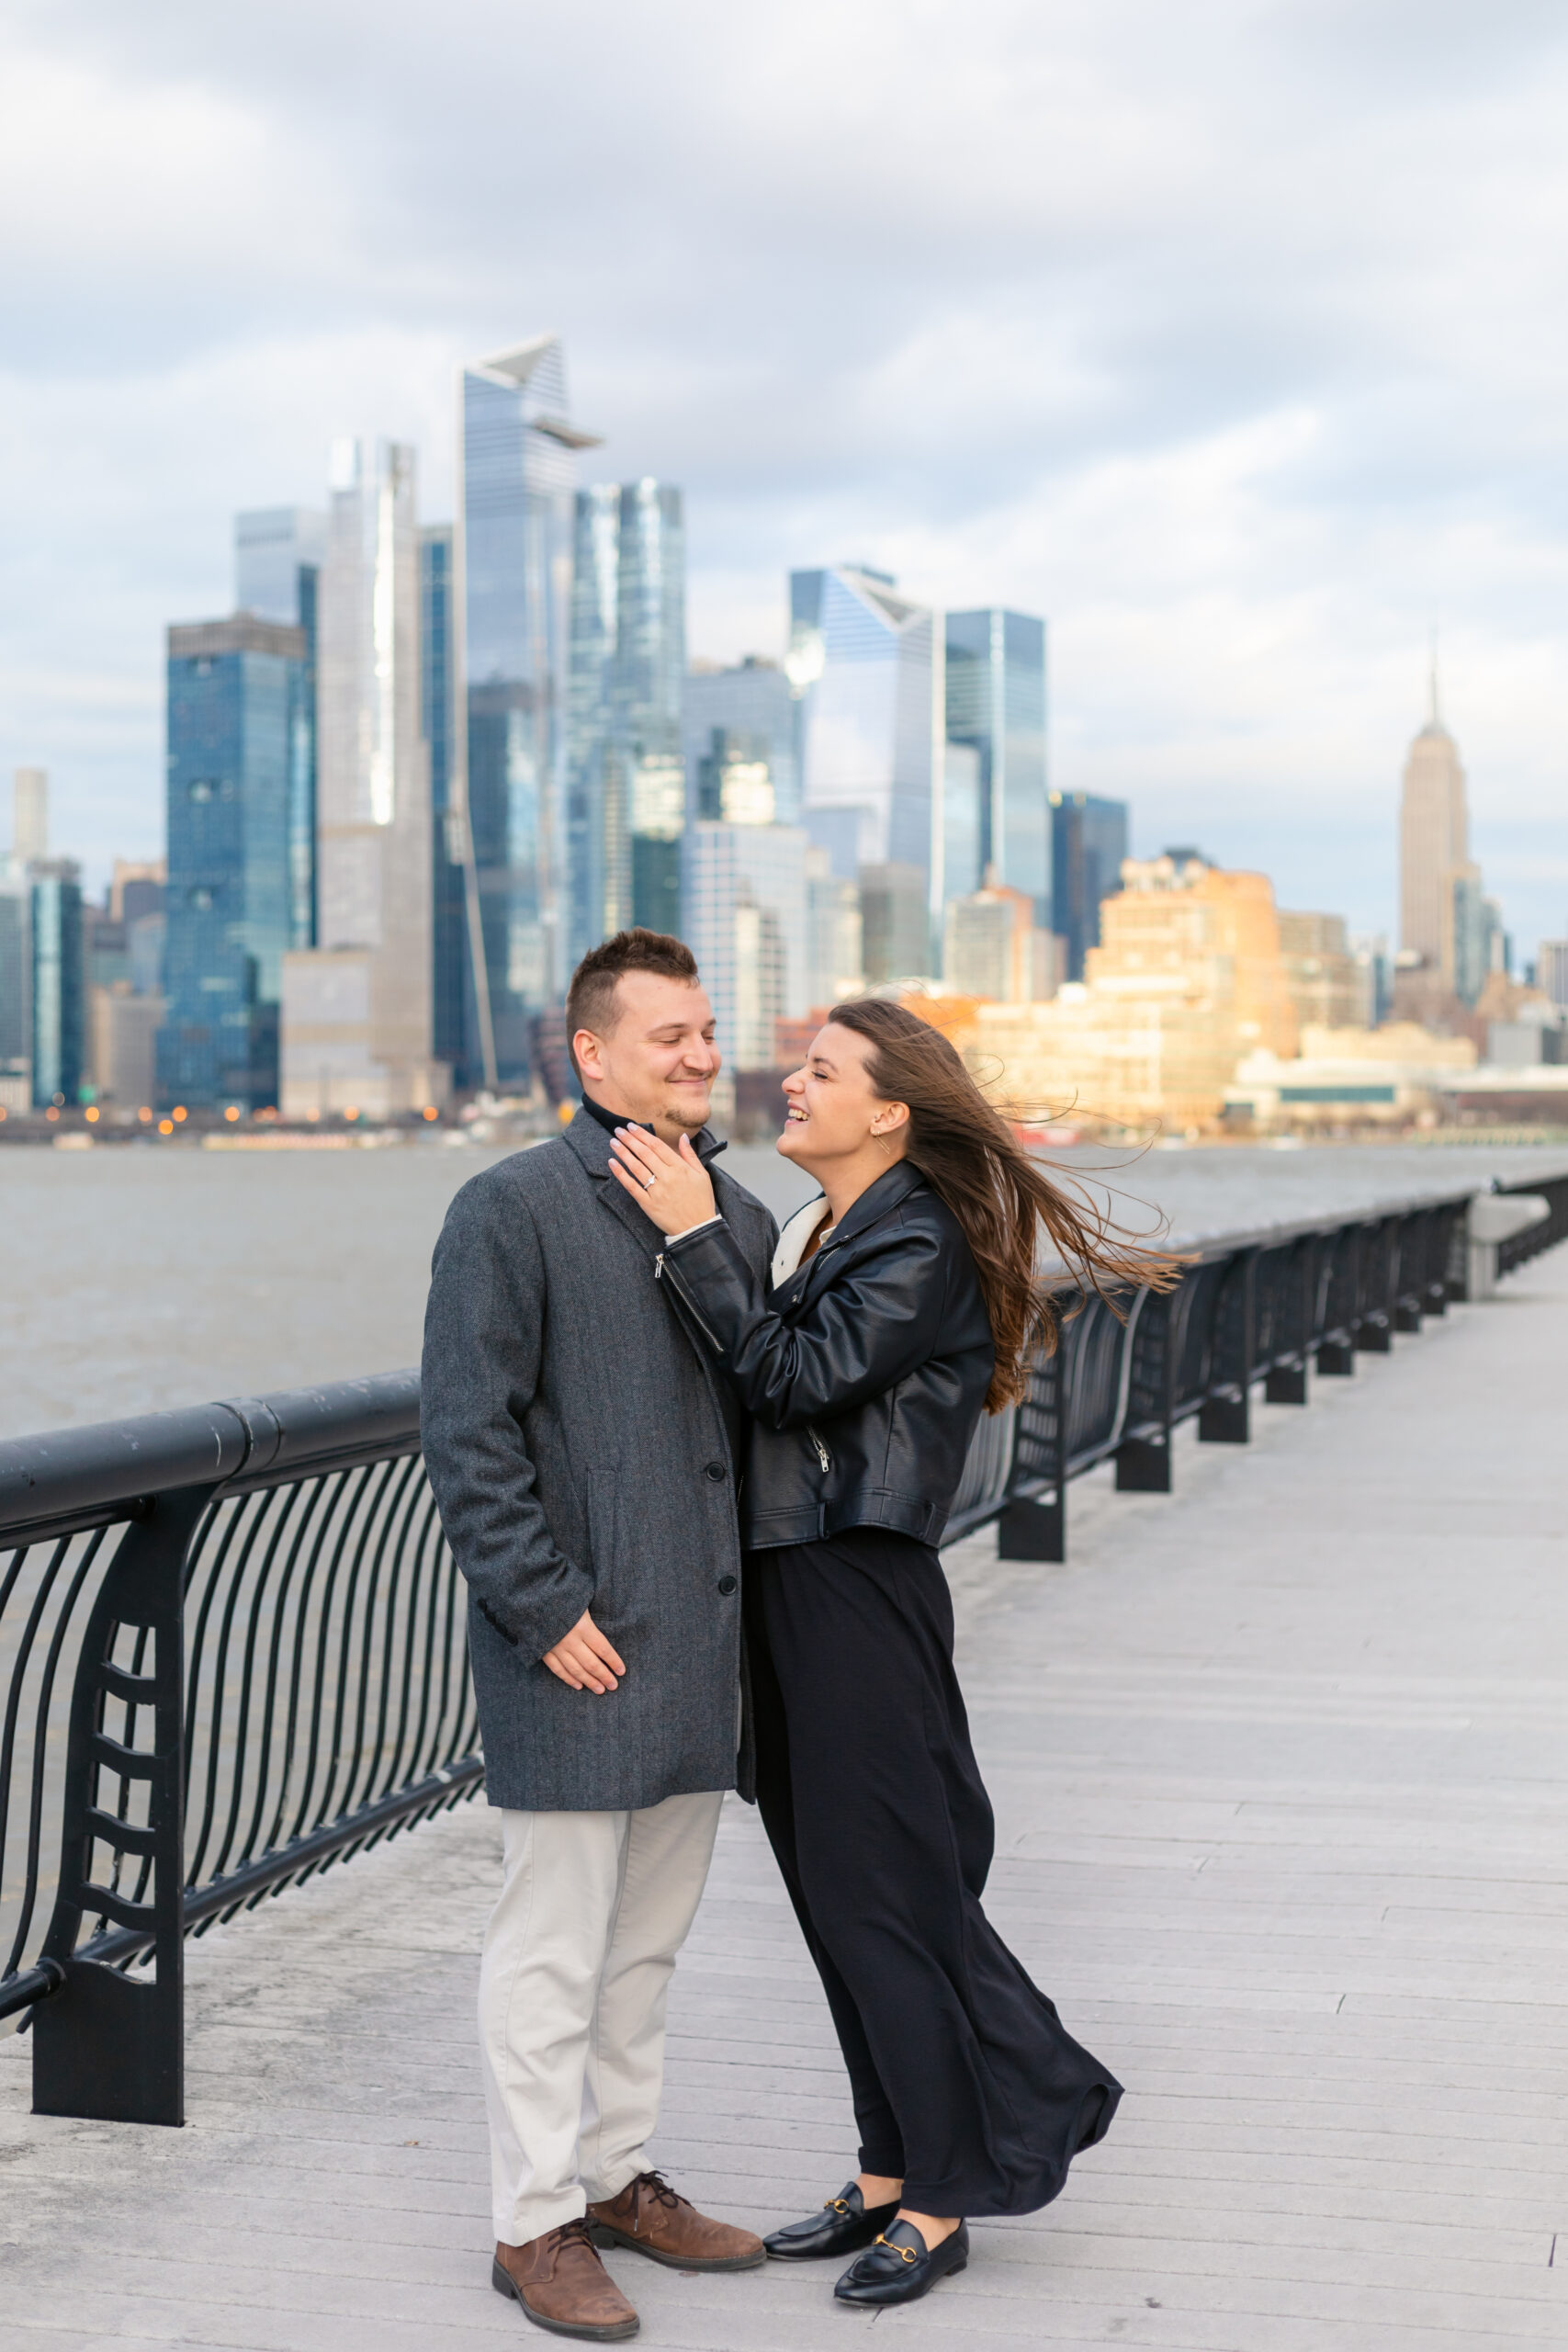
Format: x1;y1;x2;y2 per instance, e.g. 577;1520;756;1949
4;1221;1568;2345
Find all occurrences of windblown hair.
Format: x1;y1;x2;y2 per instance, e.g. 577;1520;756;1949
826;998;1185;1413
566;929;700;1069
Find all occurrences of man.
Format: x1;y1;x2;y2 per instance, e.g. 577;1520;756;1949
422;929;777;2342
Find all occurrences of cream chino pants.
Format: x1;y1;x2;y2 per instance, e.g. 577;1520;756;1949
479;1790;725;2246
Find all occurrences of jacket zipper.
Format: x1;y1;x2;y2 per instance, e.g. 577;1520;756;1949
807;1426;831;1474
654;1253;725;1355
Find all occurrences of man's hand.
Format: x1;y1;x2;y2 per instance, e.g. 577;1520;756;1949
542;1610;626;1694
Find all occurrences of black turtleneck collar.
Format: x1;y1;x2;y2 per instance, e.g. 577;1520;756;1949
578;1092;654;1140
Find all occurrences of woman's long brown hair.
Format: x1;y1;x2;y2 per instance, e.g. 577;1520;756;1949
827;997;1186;1412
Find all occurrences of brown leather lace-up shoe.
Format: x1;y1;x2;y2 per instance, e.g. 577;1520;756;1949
492;2220;639;2340
586;2169;766;2272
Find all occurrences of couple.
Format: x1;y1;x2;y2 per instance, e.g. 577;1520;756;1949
422;927;1164;2340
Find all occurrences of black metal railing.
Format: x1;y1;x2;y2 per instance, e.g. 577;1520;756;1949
3;1167;1566;2123
0;1376;479;2124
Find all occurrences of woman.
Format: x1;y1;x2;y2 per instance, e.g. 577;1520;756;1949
607;997;1177;2311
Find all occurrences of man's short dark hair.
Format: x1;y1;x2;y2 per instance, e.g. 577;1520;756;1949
566;930;700;1064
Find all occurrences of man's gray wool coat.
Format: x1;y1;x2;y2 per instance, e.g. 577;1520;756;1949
421;1107;777;1812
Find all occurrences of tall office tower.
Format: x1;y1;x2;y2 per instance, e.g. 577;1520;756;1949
943;883;1039;1002
788;566;942;953
805;846;863;1009
160;616;309;1108
235;508;327;623
236;509;322;949
858;863;931;987
11;767;48;865
682;822;809;1071
945;609;1049;924
1050;791;1128;982
421;523;468;1073
684;657;797;823
1351;933;1392;1027
29;861;84;1106
459;335;601;1089
1277;910;1359;1031
281;439;443;1118
0;871;29;1109
1398;669;1481;1009
568;479;685;961
1539;940;1568;1011
942;743;983;907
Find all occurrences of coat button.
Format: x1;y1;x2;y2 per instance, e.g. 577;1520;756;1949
716;1575;738;1596
704;1461;726;1482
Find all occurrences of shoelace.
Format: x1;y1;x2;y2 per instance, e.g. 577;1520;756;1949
634;2169;688;2213
554;2218;597;2253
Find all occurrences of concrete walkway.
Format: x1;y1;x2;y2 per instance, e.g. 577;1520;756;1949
4;1252;1567;2349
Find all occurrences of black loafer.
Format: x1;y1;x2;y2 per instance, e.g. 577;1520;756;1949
763;2181;900;2261
834;2218;969;2306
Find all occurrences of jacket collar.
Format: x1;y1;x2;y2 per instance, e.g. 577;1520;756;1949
773;1159;928;1299
818;1158;927;1254
562;1104;728;1262
562;1102;727;1181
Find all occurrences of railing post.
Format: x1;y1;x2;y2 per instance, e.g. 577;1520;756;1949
998;1342;1066;1563
1199;1250;1256;1443
31;1487;209;2128
1316;1226;1358;1374
1262;1238;1309;1405
1117;1283;1175;1490
1355;1216;1396;1352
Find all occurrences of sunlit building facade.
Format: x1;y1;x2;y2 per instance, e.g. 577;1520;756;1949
959;853;1296;1134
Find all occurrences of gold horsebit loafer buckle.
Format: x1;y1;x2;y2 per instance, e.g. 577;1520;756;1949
873;2234;919;2263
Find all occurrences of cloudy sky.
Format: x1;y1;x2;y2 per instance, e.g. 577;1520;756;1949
4;0;1568;951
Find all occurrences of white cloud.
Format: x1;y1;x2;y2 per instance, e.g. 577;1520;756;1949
4;0;1568;944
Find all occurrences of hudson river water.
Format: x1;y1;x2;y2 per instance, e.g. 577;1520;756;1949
5;1136;1567;1441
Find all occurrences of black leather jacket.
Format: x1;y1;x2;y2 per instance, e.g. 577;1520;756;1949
659;1159;995;1549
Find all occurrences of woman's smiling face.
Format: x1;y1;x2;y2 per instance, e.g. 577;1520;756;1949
777;1023;897;1170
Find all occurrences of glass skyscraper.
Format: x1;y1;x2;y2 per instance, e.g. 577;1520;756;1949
944;608;1049;922
683;657;797;826
280;438;441;1118
1049;791;1129;981
789;567;938;898
421;522;468;1073
459;336;600;1087
160;615;309;1107
235;506;321;951
28;864;84;1106
568;479;686;958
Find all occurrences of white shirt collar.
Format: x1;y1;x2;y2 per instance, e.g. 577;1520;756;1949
770;1196;831;1286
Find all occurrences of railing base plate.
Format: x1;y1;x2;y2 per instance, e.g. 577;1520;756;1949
32;1957;183;2127
998;1496;1064;1563
1264;1366;1307;1406
1199;1396;1248;1443
1115;1438;1172;1493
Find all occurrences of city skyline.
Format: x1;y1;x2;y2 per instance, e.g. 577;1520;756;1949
5;8;1568;956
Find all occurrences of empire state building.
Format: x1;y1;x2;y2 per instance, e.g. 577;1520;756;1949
1398;662;1482;1007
